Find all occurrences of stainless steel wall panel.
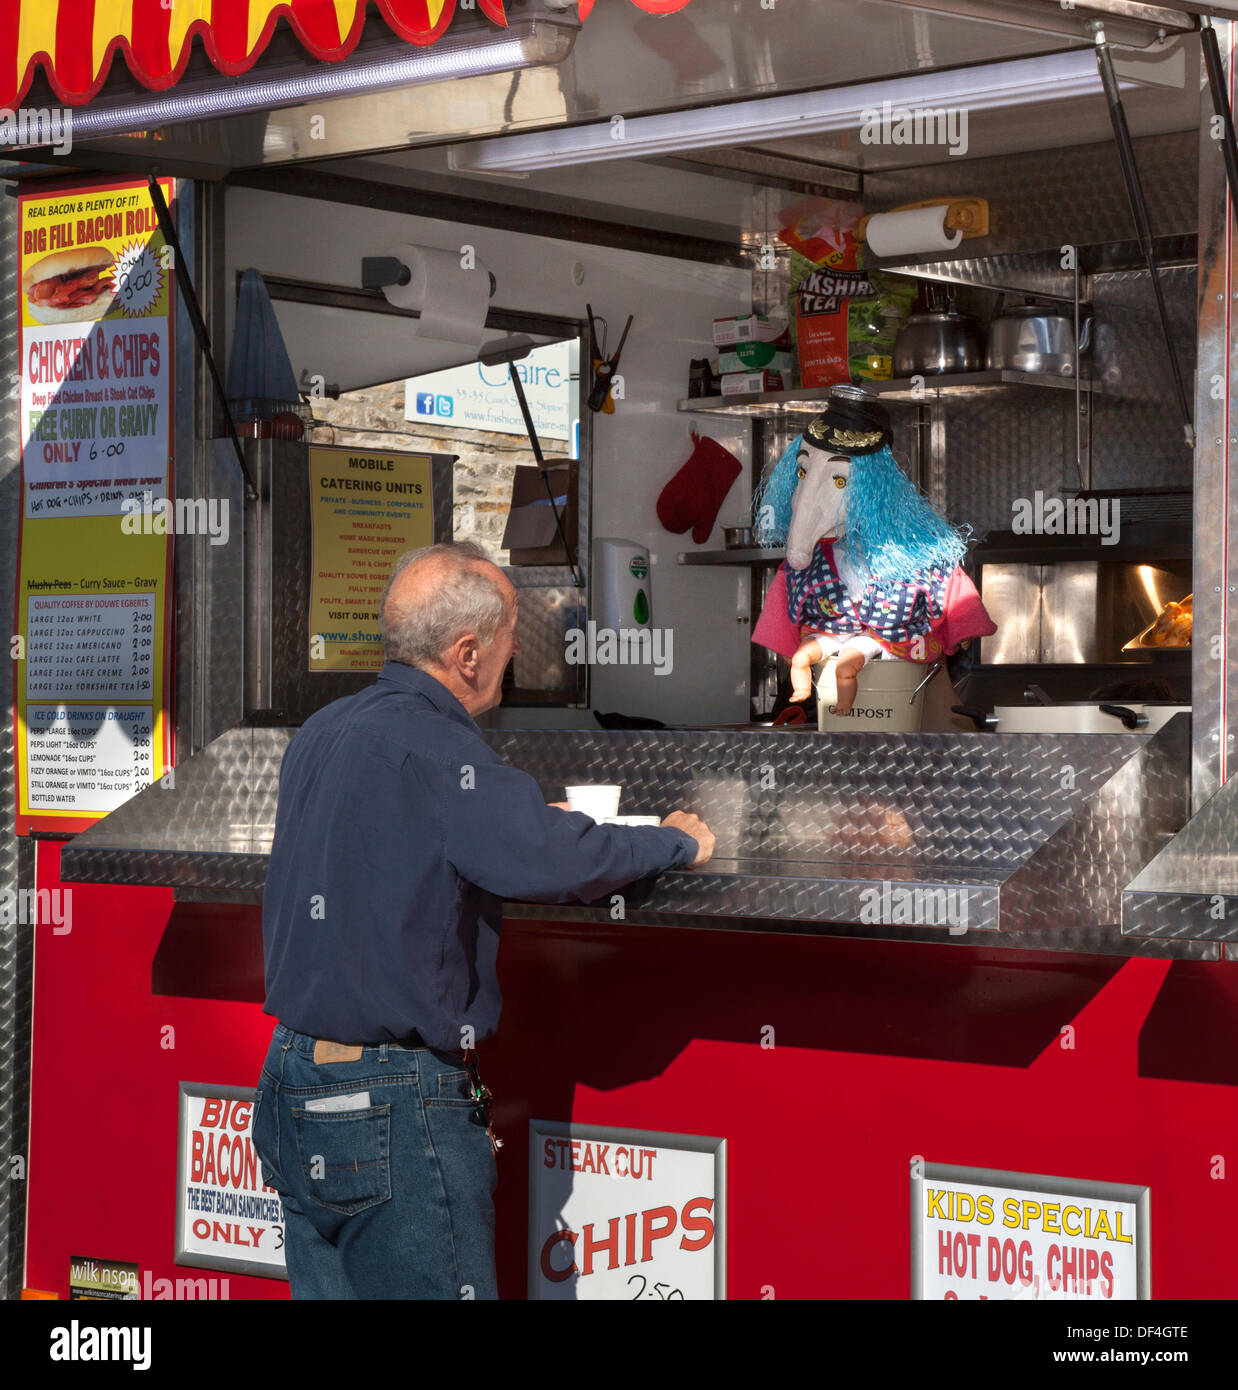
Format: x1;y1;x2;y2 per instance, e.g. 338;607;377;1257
940;391;1079;540
1090;265;1197;489
0;191;29;1298
935;275;1195;541
1193;24;1233;809
1041;563;1100;664
173;179;199;759
866;131;1199;271
511;586;583;701
205;439;247;744
884;251;1077;303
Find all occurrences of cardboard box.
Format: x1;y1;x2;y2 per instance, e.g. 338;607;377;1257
712;314;789;347
720;369;792;395
715;343;794;375
502;461;578;565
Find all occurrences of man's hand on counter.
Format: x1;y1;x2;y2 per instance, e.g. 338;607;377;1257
547;800;715;866
661;811;716;867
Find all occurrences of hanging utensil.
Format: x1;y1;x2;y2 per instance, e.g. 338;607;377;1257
587;303;633;413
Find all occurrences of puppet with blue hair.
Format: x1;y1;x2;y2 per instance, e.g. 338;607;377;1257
751;385;995;716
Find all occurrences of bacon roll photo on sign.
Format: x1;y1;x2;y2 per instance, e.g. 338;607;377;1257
22;246;116;323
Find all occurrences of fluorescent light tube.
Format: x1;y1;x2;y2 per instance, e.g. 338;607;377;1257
8;18;578;151
451;50;1130;174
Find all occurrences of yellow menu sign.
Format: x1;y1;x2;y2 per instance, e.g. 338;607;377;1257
308;447;435;672
13;177;174;834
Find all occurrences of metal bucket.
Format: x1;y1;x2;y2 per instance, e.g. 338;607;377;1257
816;655;931;732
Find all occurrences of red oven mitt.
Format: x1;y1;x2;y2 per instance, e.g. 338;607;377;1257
656;428;742;544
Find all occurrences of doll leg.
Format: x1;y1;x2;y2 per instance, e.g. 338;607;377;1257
828;634;886;714
830;645;869;716
788;636;825;702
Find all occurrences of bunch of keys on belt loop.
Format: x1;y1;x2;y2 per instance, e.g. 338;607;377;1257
462;1048;504;1155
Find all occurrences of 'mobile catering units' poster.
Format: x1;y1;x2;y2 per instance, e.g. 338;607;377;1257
13;177;174;833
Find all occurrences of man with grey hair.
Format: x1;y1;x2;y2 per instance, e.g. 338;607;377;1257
253;541;713;1301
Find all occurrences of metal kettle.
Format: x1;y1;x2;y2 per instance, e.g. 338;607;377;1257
891;286;985;377
986;299;1092;376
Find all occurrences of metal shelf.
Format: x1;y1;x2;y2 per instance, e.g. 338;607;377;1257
677;548;785;566
678;370;1098;419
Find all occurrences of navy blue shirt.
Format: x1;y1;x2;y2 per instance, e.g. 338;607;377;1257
262;661;697;1049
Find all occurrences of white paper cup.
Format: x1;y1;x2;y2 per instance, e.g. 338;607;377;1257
565;784;622;820
600;815;662;827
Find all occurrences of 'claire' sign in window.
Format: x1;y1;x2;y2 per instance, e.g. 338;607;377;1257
405;339;577;444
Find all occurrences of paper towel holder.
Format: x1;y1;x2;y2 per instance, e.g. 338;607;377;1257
855;196;989;245
361;255;497;300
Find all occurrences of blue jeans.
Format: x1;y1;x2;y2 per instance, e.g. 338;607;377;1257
251;1023;498;1299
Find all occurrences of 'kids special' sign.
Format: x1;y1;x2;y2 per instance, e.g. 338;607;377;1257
529;1121;725;1300
911;1162;1150;1300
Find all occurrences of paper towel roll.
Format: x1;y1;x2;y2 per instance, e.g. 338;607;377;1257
382;243;491;346
864;206;962;258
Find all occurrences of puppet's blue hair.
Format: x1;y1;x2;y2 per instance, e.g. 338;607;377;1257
753;434;968;580
752;434;803;546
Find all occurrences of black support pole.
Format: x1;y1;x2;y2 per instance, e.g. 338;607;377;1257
507;362;581;588
1200;18;1238;219
1094;38;1194;448
146;176;257;500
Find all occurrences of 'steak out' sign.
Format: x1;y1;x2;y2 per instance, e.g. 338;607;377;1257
529;1121;725;1300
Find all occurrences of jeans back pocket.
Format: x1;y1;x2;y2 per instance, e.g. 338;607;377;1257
250;1087;285;1191
292;1105;392;1215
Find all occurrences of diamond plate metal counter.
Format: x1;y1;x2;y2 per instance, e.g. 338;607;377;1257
1124;767;1238;942
58;720;1203;952
60;726;291;892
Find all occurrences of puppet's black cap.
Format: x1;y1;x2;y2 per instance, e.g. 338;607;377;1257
803;384;893;455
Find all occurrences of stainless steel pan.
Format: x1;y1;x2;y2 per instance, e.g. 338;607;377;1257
952;702;1188;733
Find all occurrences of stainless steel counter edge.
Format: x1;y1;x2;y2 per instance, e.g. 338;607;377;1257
52;716;1221;957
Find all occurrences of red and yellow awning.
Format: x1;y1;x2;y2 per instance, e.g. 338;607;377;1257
0;1;513;110
0;0;699;112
